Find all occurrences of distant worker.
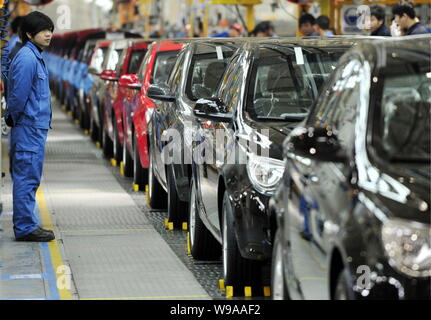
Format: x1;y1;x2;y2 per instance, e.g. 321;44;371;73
314;15;334;36
250;21;276;37
1;16;23;83
369;5;391;36
392;2;428;35
5;12;55;242
212;23;244;38
299;13;318;36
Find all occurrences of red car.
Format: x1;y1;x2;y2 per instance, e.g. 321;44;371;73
119;40;184;189
101;39;151;161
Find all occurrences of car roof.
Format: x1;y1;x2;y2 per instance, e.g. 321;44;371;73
355;34;431;65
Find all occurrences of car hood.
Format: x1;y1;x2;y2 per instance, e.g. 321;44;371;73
239;120;298;160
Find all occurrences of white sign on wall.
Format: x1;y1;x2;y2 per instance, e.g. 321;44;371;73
341;5;362;34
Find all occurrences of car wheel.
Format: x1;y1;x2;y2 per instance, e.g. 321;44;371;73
90;119;98;142
222;191;261;290
102;120;113;158
188;178;221;260
334;268;354;300
271;229;289;300
133;134;148;189
166;164;188;229
122;134;133;178
113;116;123;162
148;145;167;209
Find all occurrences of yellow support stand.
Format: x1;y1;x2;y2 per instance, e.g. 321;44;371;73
186;232;191;254
111;158;117;167
120;161;125;176
67;111;72;117
244;286;252;297
133;184;139;192
263;286;271;297
96;141;101;149
145;185;150;206
84;130;89;135
168;222;174;231
226;286;233;298
164;218;169;227
182;222;188;231
218;279;225;290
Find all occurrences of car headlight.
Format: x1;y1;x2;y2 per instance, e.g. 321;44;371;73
382;218;431;278
247;154;284;195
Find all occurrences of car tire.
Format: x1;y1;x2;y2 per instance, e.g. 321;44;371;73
222;191;261;290
334;268;354;300
113;116;123;163
122;133;133;178
148;145;167;209
188;179;221;260
133;134;148;189
271;229;289;300
102;121;113;158
166;164;188;229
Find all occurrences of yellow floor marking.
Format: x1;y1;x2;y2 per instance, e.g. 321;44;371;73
61;228;153;233
81;294;209;300
37;188;73;300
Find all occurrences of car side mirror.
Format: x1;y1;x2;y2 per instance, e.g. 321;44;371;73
193;97;232;122
101;69;119;81
147;84;175;102
119;74;142;90
284;126;347;162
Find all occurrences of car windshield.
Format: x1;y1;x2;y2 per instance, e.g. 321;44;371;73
90;46;109;73
247;47;344;121
187;52;233;101
106;48;124;71
151;51;179;84
127;49;147;74
379;56;430;162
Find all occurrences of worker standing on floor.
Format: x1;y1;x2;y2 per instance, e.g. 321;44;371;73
5;11;55;242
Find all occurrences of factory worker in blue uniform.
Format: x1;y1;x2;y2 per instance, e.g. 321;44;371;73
5;11;55;242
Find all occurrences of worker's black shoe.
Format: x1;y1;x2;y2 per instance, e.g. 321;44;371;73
39;228;54;235
16;228;55;242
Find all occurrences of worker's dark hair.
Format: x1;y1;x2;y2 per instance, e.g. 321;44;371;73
370;5;386;22
299;13;316;27
316;15;330;30
256;20;274;33
392;2;416;19
11;16;24;34
19;11;54;43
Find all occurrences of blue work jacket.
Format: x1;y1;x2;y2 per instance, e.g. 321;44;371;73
6;41;52;129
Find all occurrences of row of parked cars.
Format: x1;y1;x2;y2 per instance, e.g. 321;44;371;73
46;30;431;300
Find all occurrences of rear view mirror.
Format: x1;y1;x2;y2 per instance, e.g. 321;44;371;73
119;74;142;90
101;69;119;81
193;98;232;122
147;84;175;102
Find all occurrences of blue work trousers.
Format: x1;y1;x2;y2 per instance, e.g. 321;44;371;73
10;125;48;239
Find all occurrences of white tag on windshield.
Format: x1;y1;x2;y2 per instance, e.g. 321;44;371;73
216;46;224;60
294;47;304;65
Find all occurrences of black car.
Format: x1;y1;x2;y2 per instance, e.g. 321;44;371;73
270;35;431;300
189;38;364;292
147;39;244;228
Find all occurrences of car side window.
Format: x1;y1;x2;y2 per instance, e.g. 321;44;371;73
218;55;243;113
309;59;363;150
168;51;186;93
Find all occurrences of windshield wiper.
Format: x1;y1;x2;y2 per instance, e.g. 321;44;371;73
389;156;431;163
257;115;305;121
